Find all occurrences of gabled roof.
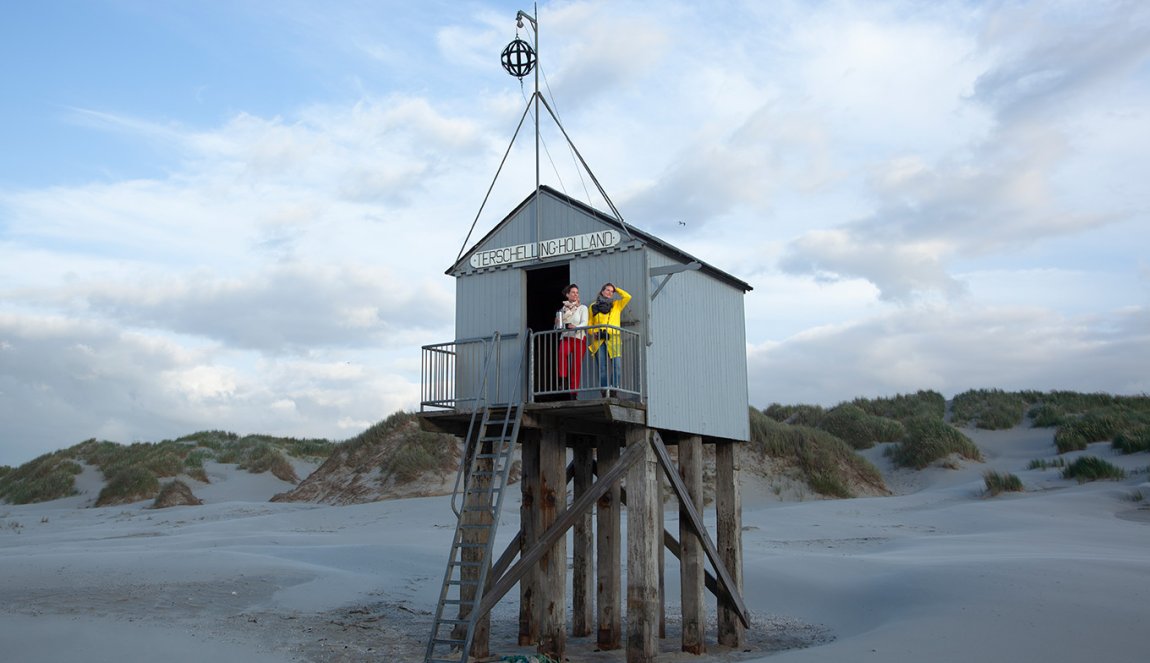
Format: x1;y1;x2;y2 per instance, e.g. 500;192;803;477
449;185;753;292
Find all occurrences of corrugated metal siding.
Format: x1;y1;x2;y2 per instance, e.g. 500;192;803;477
457;268;522;338
646;250;749;441
447;191;749;438
455;268;525;404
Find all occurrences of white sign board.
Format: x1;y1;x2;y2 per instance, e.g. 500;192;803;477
469;230;621;269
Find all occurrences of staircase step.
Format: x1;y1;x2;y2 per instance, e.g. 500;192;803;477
427;394;522;663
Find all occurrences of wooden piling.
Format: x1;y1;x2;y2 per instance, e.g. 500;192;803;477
678;435;705;654
715;440;745;648
538;428;567;660
626;428;659;663
572;441;595;636
518;430;540;647
596;433;622;650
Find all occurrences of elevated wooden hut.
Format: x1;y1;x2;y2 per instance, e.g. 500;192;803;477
419;184;753;663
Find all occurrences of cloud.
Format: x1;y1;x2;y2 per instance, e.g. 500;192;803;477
0;312;421;467
775;0;1149;303
973;1;1150;124
748;304;1150;408
75;264;451;353
0;313;204;464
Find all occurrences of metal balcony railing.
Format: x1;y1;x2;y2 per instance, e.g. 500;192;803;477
421;334;517;411
529;325;642;401
421;326;643;411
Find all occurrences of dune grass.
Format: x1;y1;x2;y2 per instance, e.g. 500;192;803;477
945;389;1150;455
1027;458;1066;470
951;388;1029;429
763;403;826;426
349;411;459;483
1028;391;1145;426
1112;427;1150;454
1052;406;1150;453
748;408;886;498
152;479;202;508
885;415;983;469
983;470;1024;496
2;431;337;505
6;390;1145;506
851;390;946;422
817;403;906;450
1061;456;1126;483
96;466;160;506
0;451;82;504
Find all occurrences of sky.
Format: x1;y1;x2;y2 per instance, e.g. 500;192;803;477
2;0;1149;467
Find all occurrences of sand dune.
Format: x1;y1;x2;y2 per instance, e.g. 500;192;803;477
2;423;1148;662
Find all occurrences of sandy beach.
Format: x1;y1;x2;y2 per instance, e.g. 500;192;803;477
2;422;1148;662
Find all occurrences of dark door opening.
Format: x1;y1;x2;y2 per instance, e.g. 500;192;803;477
525;263;570;335
525;263;570;401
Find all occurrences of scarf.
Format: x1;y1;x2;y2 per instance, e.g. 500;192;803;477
592;297;613;316
561;300;581;314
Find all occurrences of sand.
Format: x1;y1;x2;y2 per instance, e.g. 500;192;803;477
2;425;1148;662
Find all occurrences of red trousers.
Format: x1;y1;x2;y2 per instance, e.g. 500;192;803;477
557;336;586;390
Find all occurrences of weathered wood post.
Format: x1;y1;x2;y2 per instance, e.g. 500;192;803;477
626;428;659;663
596;433;622;650
518;430;540;646
678;434;706;654
715;440;745;648
572;441;595;636
458;434;493;659
538;428;568;659
657;472;666;640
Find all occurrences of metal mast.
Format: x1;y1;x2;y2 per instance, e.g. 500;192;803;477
514;5;540;254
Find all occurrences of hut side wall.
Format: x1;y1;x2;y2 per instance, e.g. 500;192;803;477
646;250;749;441
455;268;524;405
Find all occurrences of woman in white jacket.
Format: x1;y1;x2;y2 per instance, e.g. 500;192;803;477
556;283;588;395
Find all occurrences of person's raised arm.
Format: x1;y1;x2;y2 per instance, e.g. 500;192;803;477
615;287;632;310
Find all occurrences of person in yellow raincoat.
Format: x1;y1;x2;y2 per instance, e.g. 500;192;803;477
586;282;631;395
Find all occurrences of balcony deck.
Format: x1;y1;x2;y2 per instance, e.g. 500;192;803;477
418;395;647;439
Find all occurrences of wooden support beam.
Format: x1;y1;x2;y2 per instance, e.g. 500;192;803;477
487;461;575;594
715;440;746;648
476;436;646;623
679;435;706;654
518;430;540;646
612;477;723;600
650;431;750;628
488;531;522;591
458;436;493;660
572;441;595;636
662;529;718;596
596;434;622;651
657;469;666;640
538;429;567;660
626;427;659;663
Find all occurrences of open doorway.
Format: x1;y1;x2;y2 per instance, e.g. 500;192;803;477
525;263;570;402
525;263;570;334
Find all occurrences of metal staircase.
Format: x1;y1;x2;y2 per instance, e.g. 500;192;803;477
424;334;524;663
